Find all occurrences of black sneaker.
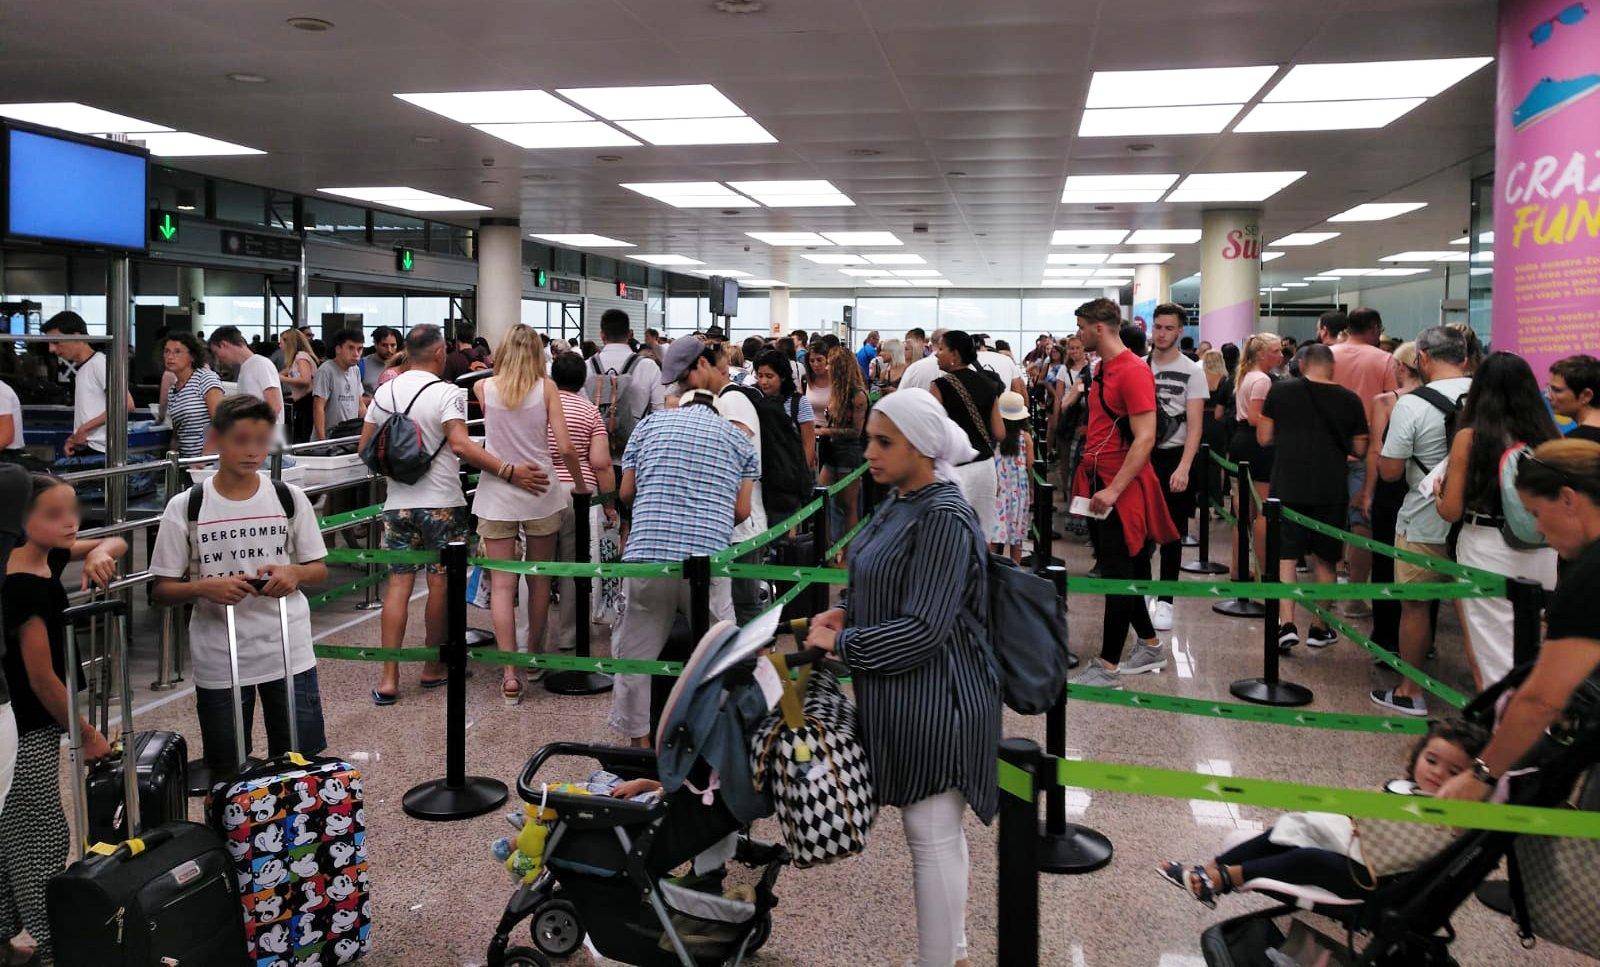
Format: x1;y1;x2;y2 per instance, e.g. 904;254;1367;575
1277;622;1300;652
1306;625;1338;649
1370;688;1428;717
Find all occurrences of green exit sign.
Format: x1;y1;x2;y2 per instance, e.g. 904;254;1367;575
150;210;180;243
395;247;415;272
533;268;548;287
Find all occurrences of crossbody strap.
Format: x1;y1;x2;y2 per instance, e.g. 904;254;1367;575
941;373;994;451
1302;380;1354;459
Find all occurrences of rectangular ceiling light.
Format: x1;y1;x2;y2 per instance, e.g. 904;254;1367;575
1271;232;1340;246
631;254;705;266
1305;275;1342;281
1079;104;1243;137
1126;229;1201;244
801;253;867;264
529;233;634;248
1264;58;1493;102
1451;231;1493;245
1043;268;1097;277
1107;252;1174;264
840;268;893;277
396;90;588;124
739;278;789;287
1328;202;1427;221
1166;170;1306;203
1060;174;1178;203
863;253;926;265
1369;267;1431;276
1260;286;1290;293
1436;252;1469;262
318;187;489;211
476;122;640;148
822;231;902;246
1051;229;1128;245
1086;66;1278;108
1261;251;1285;262
728;181;853;207
1046;253;1110;264
134;132;263;156
865;278;913;286
1321;268;1378;276
0;102;171;134
893;269;943;277
1234;98;1425;132
557;84;744;121
624;182;757;208
1281;282;1309;287
691;269;752;277
747;231;830;246
1380;251;1459;262
616;117;777;146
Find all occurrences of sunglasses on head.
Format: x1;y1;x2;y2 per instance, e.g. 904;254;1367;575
1531;2;1588;46
1523;451;1589;491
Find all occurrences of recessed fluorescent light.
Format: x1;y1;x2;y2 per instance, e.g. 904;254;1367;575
1322;268;1378;276
1126;229;1201;244
318;187;489;211
1328;202;1427;222
396;90;588;124
1451;236;1470;245
625;182;758;208
1470;267;1493;276
1450;231;1493;245
1369;267;1431;276
728;181;853;207
1079;104;1244;137
1086;66;1277;108
0;102;171;134
1261;286;1290;292
821;232;902;246
1381;251;1458;262
1051;230;1128;245
475;122;640;148
1092;268;1136;278
1166;171;1306;203
1305;276;1341;281
616;117;777;146
530;233;634;248
865;278;913;286
738;278;789;287
893;269;943;277
1281;282;1309;287
1436;252;1469;262
1260;251;1285;262
1271;232;1340;246
1060;174;1178;203
557;84;744;121
133;132;263;156
692;269;752;277
1043;268;1097;277
1046;253;1110;264
1107;252;1174;264
747;231;830;246
863;253;926;265
1264;57;1493;102
1472;251;1494;262
839;268;893;277
801;254;867;265
1234;98;1426;132
631;254;705;266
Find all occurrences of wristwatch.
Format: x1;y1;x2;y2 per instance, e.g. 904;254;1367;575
1471;757;1499;784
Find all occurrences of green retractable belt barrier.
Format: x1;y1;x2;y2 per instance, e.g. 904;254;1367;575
1304;601;1470;709
1066;684;1428;734
471;559;683;579
306;574;387;611
323;547;441;567
1068;576;1499;601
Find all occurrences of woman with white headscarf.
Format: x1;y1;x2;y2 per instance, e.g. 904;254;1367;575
807;388;1000;967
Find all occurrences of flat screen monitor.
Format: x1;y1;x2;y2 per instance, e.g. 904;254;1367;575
708;276;739;318
4;125;148;251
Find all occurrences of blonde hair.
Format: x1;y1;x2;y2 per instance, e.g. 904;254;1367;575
491;325;546;408
1235;332;1277;386
880;338;906;367
279;328;319;367
1201;349;1227;380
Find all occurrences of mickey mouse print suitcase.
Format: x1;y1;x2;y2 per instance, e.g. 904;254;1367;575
207;599;373;965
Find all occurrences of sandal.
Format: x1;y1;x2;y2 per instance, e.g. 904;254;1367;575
371;689;398;706
420;676;448;689
502;677;523;706
1157;861;1219;909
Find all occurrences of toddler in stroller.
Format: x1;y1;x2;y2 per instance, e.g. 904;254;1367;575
485;613;822;967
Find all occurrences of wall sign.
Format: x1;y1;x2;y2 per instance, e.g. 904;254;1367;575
616;282;645;301
549;276;581;295
220;229;299;261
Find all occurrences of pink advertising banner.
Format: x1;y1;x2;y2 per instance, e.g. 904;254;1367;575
1493;0;1600;381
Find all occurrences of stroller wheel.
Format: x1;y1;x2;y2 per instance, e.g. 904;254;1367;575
502;946;551;967
746;913;773;953
530;899;585;958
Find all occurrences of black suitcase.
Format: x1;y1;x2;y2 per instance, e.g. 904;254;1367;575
86;730;189;845
770;533;818;621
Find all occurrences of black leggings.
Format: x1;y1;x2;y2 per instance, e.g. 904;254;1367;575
1150;446;1194;602
1089;505;1156;664
1217;831;1365;902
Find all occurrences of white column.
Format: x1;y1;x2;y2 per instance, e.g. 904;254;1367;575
475;219;523;347
1199;208;1262;346
768;287;791;337
1131;264;1170;329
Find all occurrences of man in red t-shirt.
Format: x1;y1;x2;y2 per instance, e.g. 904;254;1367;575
1070;298;1180;688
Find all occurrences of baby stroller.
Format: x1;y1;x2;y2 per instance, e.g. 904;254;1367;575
486;610;826;966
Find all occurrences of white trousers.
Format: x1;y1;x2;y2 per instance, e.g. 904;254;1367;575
0;703;15;822
952;460;999;541
902;790;970;967
608;575;733;740
1456;523;1558;687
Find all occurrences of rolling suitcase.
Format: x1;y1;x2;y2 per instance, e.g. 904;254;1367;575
85;729;189;845
208;597;374;965
48;598;249;966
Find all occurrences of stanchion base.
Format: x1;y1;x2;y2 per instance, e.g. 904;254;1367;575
1182;535;1199;547
463;628;496;648
1230;677;1314;707
1212;597;1266;618
544;671;613;696
402;776;508;821
1181;560;1230;575
1038;823;1114;874
356;600;384;611
149;678;183;692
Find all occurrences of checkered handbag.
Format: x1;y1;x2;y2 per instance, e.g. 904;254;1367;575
1514;833;1600;958
749;655;878;868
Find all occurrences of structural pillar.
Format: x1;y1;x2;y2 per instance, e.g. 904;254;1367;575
1199;209;1262;347
1131;263;1170;330
768;287;791;337
176;267;205;326
1492;0;1600;379
475;218;523;347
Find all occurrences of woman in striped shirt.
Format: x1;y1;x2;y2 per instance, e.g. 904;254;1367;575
807;387;999;967
159;332;223;458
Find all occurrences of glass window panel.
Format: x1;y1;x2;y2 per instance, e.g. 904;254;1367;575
329;296;404;333
405;295;453;329
667;297;699;334
938;296;1022;351
372;210;427;250
268;191;297;231
853;298;938;347
304;200;370;243
213;180;269;226
150;166;206;215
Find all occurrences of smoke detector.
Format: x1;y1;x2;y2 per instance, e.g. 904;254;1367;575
286;17;334;31
714;0;766;12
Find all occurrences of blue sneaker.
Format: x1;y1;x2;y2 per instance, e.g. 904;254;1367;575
1514;74;1600;129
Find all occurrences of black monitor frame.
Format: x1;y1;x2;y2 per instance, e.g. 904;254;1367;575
1;118;151;254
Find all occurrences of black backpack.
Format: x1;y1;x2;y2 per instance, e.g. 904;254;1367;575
726;384;815;519
1098;363;1176;447
360;377;448;485
1407;385;1465;474
188;479;295;524
960;527;1071;715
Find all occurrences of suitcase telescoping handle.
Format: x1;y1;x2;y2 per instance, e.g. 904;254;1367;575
223;592;299;773
62;597;136;857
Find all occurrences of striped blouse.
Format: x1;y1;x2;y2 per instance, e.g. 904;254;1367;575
169;367;222;458
834;480;1001;821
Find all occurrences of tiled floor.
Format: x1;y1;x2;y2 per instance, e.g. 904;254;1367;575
75;522;1596;966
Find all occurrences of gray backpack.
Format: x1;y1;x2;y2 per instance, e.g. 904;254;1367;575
360;377;448;485
980;551;1072;715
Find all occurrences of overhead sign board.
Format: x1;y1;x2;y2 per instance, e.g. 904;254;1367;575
220;229;299;261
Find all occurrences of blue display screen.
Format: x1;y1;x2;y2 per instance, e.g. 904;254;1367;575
6;128;146;250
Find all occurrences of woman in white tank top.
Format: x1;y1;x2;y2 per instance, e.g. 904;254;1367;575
472;326;585;704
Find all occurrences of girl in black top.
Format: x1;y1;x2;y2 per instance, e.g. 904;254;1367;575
930;331;1007;544
0;474;124;964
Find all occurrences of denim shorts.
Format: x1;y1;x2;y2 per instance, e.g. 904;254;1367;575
383;506;469;573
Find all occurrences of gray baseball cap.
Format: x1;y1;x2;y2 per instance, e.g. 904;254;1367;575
659;335;706;385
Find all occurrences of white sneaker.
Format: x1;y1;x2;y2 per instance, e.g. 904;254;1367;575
1150;600;1174;631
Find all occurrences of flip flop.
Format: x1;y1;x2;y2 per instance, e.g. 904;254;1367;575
1157;861;1218;908
420;677;448;689
371;689;398;706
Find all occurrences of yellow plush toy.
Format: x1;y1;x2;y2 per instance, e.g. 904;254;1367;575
494;784;592;884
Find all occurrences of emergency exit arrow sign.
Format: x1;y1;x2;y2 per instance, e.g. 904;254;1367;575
395;246;415;272
151;210;180;243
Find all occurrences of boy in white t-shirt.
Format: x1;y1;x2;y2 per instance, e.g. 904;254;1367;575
151;394;329;772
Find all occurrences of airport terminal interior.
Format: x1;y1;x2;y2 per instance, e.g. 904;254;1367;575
2;1;1600;965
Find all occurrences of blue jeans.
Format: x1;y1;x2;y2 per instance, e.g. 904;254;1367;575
195;668;328;772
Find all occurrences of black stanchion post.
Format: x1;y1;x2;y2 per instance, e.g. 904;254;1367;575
997;738;1043;967
809;484;830;615
1182;444;1229;574
1230;499;1313;707
1507;576;1545;669
545;491;612;696
1028;477;1059;573
1038;567;1112;874
686;554;712;646
1213;460;1266;618
403;540;509;821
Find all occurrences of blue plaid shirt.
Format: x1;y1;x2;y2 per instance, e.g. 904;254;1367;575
620;406;759;563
